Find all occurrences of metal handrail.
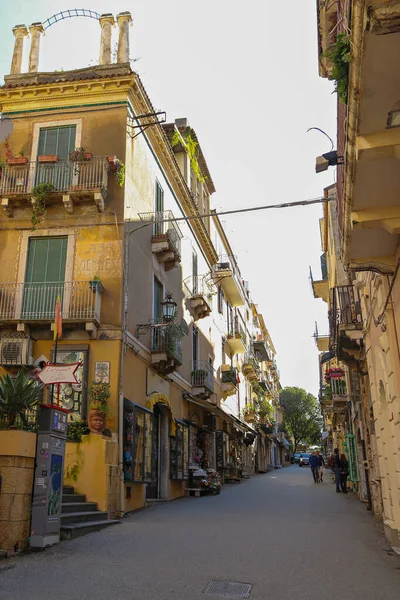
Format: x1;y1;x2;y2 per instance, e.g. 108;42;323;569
0;156;109;196
0;281;101;322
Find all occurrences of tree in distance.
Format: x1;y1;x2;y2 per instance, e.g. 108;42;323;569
279;386;323;454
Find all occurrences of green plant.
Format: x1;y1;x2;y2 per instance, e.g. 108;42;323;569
66;420;90;442
242;403;256;416
171;127;205;183
89;381;111;414
115;161;125;187
31;182;53;228
258;398;274;421
69;147;85;162
0;370;43;429
325;32;351;104
92;275;101;281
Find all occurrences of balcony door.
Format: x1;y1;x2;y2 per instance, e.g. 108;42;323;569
36;125;76;190
22;237;68;319
154;181;164;235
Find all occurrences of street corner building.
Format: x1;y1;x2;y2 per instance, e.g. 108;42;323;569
312;0;400;550
0;10;289;553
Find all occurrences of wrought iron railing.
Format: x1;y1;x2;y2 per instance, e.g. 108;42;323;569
329;285;363;354
221;366;238;386
184;275;213;299
242;352;261;376
0;156;109;196
229;318;247;346
0;281;101;322
213;254;245;295
140;210;183;258
151;321;183;364
191;360;214;392
0;404;40;431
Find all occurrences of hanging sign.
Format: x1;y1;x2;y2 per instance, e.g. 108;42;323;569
37;363;80;385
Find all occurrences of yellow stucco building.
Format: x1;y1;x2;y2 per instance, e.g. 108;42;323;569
0;10;284;550
314;1;400;548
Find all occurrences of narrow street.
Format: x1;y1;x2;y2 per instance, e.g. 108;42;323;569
1;467;399;600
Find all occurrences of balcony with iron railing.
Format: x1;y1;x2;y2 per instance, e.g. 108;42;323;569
0;281;102;327
220;364;239;398
242;351;261;382
150;320;183;375
226;318;247;354
309;255;329;302
211;254;245;307
0;156;110;216
184;275;213;320
191;360;215;399
139;210;183;271
252;332;271;362
329;285;363;356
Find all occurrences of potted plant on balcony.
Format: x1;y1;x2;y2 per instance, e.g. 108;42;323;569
7;154;29;166
88;381;110;435
69;147;93;162
89;275;104;294
242;403;256;424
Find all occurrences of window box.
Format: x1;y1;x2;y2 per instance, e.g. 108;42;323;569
38;155;59;163
6;157;28;166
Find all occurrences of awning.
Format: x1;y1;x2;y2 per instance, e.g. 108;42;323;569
320;351;335;364
146;392;176;435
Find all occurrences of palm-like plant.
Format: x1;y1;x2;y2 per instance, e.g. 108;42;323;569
0;370;43;429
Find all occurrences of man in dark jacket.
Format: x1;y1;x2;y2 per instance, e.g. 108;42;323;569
309;451;319;483
316;450;325;482
333;448;341;492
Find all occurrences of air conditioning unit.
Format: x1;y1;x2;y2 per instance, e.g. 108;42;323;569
0;338;33;366
217;262;230;270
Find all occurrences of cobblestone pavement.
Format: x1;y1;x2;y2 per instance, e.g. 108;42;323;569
1;466;400;600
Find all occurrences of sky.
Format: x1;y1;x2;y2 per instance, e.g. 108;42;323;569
0;1;336;397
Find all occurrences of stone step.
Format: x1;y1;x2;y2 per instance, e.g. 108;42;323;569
60;511;108;525
60;519;120;540
61;502;98;514
63;485;75;494
62;493;86;503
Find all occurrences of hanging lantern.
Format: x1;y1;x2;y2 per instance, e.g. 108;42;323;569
161;293;177;322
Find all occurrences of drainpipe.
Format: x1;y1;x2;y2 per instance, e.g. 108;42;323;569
357;400;372;511
28;23;44;73
99;14;115;65
10;25;28;74
116;12;132;64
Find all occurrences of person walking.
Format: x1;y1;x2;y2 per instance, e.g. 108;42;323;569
333;448;341;492
316;450;325;482
309;451;319;483
340;453;349;493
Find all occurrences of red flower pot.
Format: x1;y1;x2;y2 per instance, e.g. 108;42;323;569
7;157;28;166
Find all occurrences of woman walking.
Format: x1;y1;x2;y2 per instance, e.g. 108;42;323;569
340;453;349;493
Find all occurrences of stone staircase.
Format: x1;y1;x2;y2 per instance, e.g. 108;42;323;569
60;485;120;540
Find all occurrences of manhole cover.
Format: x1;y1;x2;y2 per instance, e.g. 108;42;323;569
203;580;252;598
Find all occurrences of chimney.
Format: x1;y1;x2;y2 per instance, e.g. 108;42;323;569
116;12;132;63
28;23;44;73
99;13;115;65
10;25;28;74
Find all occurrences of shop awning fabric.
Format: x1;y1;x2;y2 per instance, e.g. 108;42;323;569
146;393;176;435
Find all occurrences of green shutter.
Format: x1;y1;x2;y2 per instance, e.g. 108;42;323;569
23;237;68;319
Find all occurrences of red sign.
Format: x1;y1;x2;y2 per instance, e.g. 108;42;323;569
37;363;80;385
